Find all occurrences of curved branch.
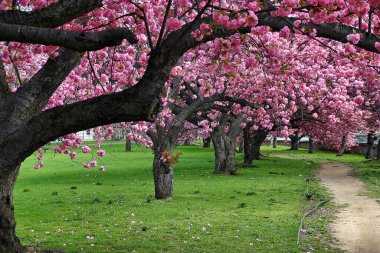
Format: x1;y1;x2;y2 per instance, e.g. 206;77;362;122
0;24;138;51
0;0;102;28
257;14;380;53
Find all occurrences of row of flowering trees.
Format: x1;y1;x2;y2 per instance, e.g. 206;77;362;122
1;0;380;251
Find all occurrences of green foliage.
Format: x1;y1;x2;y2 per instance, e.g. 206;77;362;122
15;144;339;252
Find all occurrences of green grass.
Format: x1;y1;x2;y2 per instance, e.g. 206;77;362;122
261;145;380;198
15;144;339;252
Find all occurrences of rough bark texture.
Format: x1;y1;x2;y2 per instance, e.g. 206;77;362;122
337;135;347;156
0;165;22;253
125;139;132;152
211;115;242;174
152;142;174;199
308;137;314;153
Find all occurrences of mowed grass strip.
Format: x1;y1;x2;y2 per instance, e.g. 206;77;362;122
262;145;380;199
15;144;337;252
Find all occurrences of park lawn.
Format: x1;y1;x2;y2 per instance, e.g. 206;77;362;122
262;145;380;199
15;144;339;253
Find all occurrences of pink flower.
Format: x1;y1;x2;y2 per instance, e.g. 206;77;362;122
37;147;44;153
99;166;105;173
96;150;106;157
89;161;97;167
69;152;77;159
82;163;90;169
34;162;43;170
346;34;361;45
82;145;91;153
375;42;380;51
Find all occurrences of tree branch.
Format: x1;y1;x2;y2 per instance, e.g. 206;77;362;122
0;0;102;28
4;85;161;165
0;24;138;51
257;14;380;53
15;48;84;120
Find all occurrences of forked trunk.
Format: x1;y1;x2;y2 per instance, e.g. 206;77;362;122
0;165;23;253
290;137;299;150
252;129;268;160
152;148;174;199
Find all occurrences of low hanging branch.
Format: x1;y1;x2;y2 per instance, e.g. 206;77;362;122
0;24;138;51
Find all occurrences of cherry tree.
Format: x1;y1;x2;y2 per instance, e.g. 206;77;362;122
1;0;380;251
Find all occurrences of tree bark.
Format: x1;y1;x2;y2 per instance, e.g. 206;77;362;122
272;136;277;148
289;131;301;150
211;116;242;174
376;142;380;160
125;139;132;152
308;137;314;153
252;129;268;160
337;134;347;156
0;165;23;253
203;137;211;148
152;144;174;199
243;125;254;166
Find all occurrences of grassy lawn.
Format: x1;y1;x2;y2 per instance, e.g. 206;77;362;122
15;144;339;252
261;145;380;199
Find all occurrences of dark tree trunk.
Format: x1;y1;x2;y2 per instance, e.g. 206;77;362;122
184;139;191;145
377;143;380;160
289;131;301;150
152;146;174;199
308;137;314;153
203;137;211;148
252;129;268;160
272;136;277;148
243;126;254;166
0;165;23;253
125;138;132;152
337;134;347;156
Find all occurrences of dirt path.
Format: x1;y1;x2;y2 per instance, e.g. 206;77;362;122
317;163;380;253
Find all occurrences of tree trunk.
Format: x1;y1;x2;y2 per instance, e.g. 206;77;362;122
0;165;23;253
272;136;277;148
184;139;191;145
337;134;347;156
308;137;314;153
125;138;132;152
152;146;174;199
211;116;241;175
212;127;236;174
203;137;211;148
243;126;254;166
289;132;301;150
252;129;268;160
377;143;380;160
